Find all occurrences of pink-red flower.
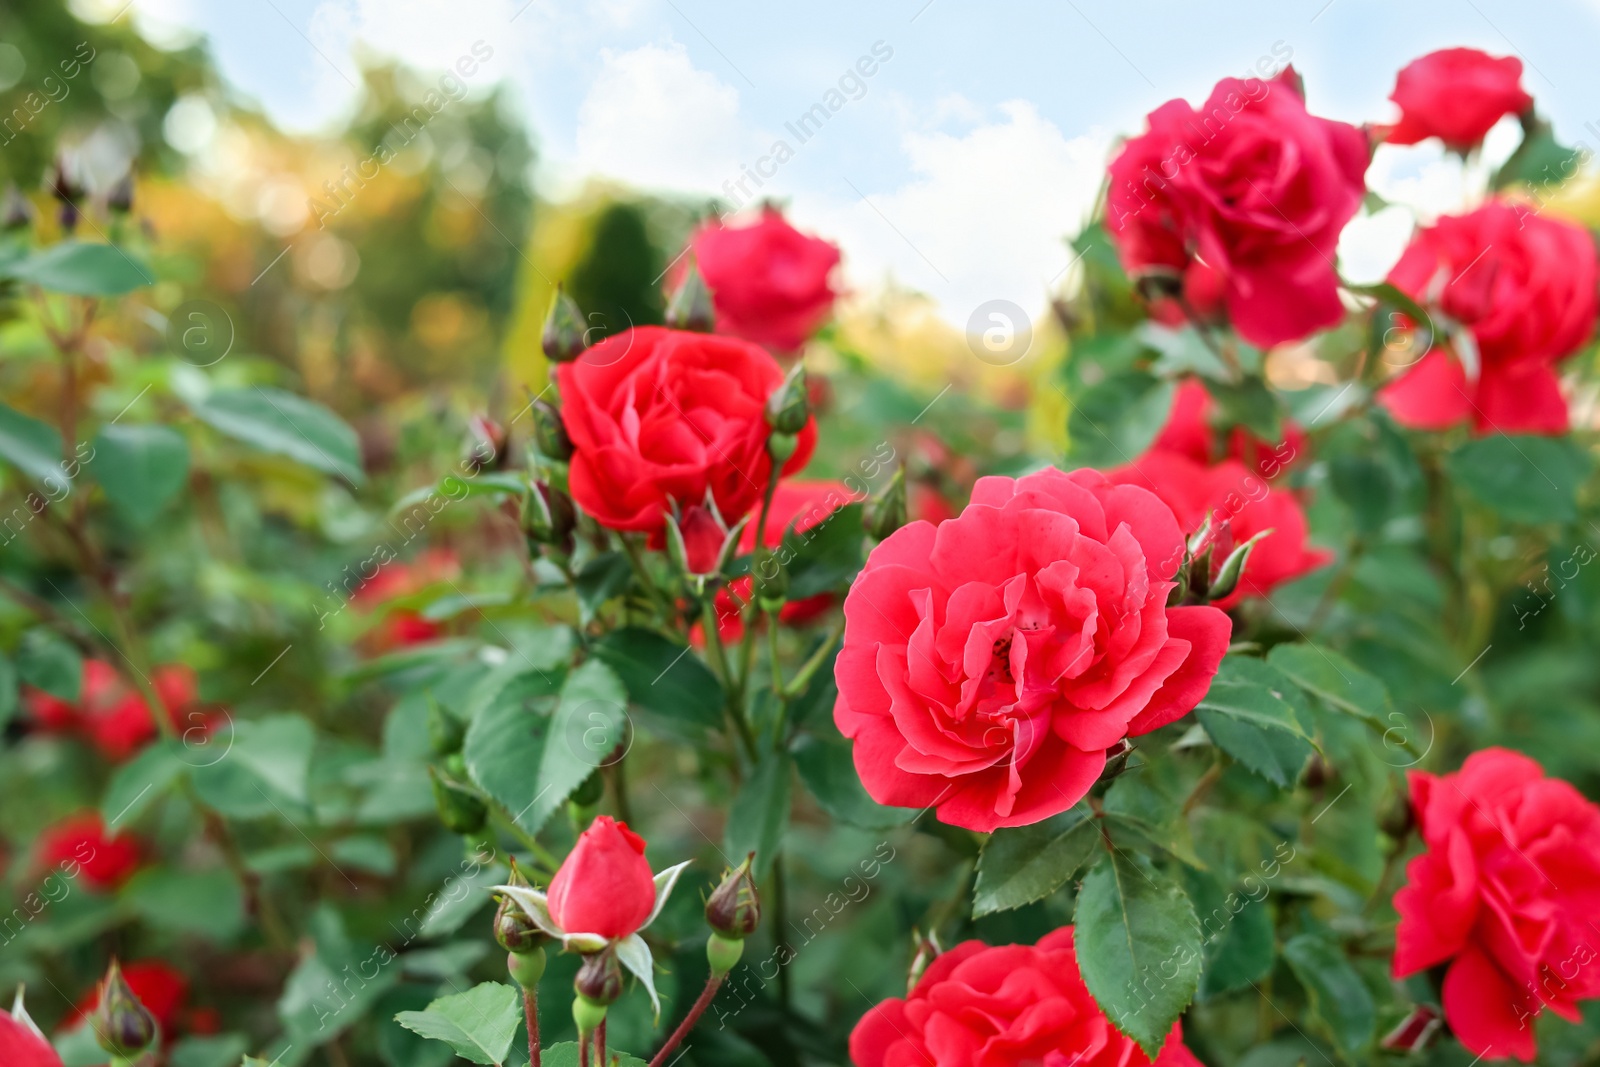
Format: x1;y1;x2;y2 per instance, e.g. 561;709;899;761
0;999;61;1067
691;207;840;352
23;661;203;761
547;816;660;941
833;467;1230;832
352;549;460;652
1151;379;1304;478
1108;450;1331;608
1379;201;1598;435
1108;70;1368;348
1393;748;1600;1062
850;928;1201;1067
36;813;141;892
557;326;817;537
1384;48;1531;151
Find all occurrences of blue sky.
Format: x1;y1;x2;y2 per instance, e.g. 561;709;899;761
79;0;1600;324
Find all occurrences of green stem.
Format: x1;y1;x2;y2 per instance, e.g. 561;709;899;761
781;622;843;701
701;598;755;760
772;854;792;1010
620;534;675;620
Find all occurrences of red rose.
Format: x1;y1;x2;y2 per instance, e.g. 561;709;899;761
353;549;460;652
1385;48;1531;151
1393;748;1600;1062
37;813;141;891
69;960;189;1039
0;1011;61;1067
710;479;852;642
557;327;817;536
1379;201;1598;435
691;207;840;352
1108;70;1369;348
834;467;1230;832
850;928;1201;1067
1109;450;1331;608
25;660;198;760
546;816;657;940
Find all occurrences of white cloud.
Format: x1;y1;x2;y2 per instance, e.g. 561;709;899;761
801;99;1110;329
569;42;752;196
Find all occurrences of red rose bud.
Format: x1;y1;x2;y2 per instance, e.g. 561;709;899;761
531;399;573;463
864;465;907;542
665;257;715;332
547;815;656;940
0;996;60;1067
542;287;588;363
1381;1005;1442;1053
92;961;159;1058
523;482;576;555
494;858;548;955
766;364;810;436
465;415;507;472
705;852;761;939
429;766;488;835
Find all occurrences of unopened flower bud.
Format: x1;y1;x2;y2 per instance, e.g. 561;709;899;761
865;465;908;541
906;930;943;995
107;173;134;215
665;257;715;332
2;185;31;231
542;287;588;364
766;364;810;436
428;696;464;757
523;482;577;555
574;946;624;1007
1206;529;1270;603
465;415;507;473
430;766;488;835
532;399;573;463
92;961;159;1058
705;852;760;939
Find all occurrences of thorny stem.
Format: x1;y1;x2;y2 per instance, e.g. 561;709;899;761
523;984;541;1067
648;972;725;1067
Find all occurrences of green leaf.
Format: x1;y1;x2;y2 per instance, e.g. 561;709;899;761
543;1043;648;1067
593;626;723;733
0;652;16;730
122;867;246;940
279;906;398;1045
101;740;187;828
190;386;365;484
17;627;82;701
1185;869;1275;997
1447;434;1589;524
0;401;67;486
1073;850;1203;1058
1209;376;1282;440
1282;933;1376;1056
1196;657;1314;786
725;747;791;880
974;803;1098;916
394;982;521;1065
191;715;316;819
792;733;917;830
91;423;190;525
1266;643;1392;730
168;1034;250;1067
574;551;632;625
779;501;865;599
1067;373;1176;469
464;660;626;835
5;240;153;295
1494;117;1579;191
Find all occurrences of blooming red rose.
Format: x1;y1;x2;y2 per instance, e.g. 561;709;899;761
1385;48;1531;151
68;960;189;1039
1108;70;1369;348
691;207;840;352
1393;748;1600;1062
850;928;1201;1067
709;479;852;642
24;660;198;761
546;816;657;940
37;813;140;891
834;467;1230;832
1379;201;1598;435
353;549;460;652
557;326;817;536
1109;450;1331;608
0;1010;61;1067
